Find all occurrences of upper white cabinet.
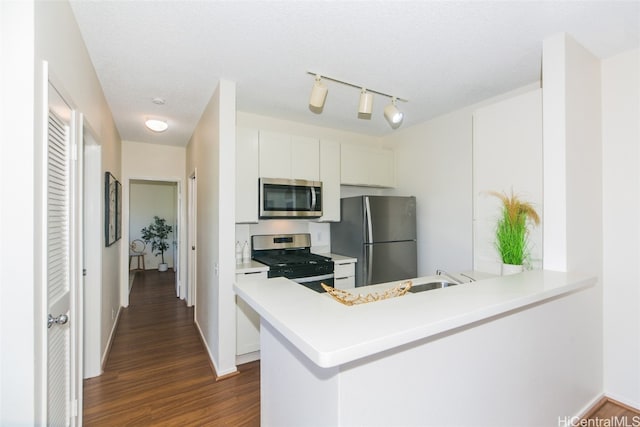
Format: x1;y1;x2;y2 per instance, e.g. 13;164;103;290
236;127;259;223
340;144;395;187
318;139;340;222
259;131;320;181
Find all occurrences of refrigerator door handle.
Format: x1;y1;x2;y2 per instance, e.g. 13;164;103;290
364;196;373;244
365;245;373;286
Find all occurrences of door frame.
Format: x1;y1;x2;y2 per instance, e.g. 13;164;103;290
187;170;197;307
121;176;184;307
82;127;102;379
35;61;83;426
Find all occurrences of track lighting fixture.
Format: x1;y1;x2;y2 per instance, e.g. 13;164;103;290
309;74;328;113
307;71;407;129
384;98;404;129
358;88;374;119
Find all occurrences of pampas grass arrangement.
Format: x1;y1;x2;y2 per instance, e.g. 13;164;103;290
489;191;540;267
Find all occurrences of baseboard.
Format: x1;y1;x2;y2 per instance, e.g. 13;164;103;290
193;319;239;381
236;351;260;365
101;305;122;371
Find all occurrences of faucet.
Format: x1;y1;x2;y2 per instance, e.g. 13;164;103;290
459;273;476;282
436;269;464;285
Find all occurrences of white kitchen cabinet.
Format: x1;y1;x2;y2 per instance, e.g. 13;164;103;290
333;260;356;290
318;139;340;222
259;130;319;181
236;271;266;356
291;135;320;181
236;127;259;223
340;144;395;187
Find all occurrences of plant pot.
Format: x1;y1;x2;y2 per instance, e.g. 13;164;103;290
501;263;523;276
158;263;168;272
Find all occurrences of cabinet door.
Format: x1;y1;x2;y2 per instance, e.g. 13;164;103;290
369;148;395;187
334;276;355;290
340;144;369;185
236;127;259;223
341;144;395;187
236;272;266;355
318;139;340;222
259;131;291;178
291;136;320;181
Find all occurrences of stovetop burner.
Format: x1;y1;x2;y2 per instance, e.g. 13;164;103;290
252;249;332;268
250;233;335;293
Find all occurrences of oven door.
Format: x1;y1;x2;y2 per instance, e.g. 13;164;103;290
291;273;334;293
259;178;322;218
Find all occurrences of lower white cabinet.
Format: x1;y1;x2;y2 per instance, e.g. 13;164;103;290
236;271;266;356
334;261;356;290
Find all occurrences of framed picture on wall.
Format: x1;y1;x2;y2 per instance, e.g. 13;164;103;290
105;171;117;247
115;179;122;242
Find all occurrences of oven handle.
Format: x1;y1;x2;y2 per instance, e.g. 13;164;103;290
292;273;334;284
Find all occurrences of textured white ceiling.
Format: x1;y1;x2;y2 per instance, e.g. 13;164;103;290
69;1;640;147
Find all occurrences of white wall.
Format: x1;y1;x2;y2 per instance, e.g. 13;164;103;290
0;1;36;423
121;140;186;301
0;0;121;423
473;89;543;274
187;80;238;377
602;48;640;408
542;32;603;408
382;84;540;277
129;181;177;270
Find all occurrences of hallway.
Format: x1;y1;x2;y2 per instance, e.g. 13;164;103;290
83;270;260;426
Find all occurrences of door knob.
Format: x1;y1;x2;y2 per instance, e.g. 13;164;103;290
48;313;69;328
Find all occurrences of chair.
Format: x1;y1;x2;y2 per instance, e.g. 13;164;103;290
129;239;146;270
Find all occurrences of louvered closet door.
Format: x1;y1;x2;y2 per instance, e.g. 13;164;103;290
46;83;74;427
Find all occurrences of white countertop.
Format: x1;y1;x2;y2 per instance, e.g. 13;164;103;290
234;270;596;368
235;260;269;274
314;252;358;263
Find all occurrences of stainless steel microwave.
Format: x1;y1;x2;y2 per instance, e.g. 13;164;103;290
259;178;322;219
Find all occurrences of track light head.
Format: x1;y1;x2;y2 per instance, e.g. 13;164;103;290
358;88;374;119
384;97;404;129
309;75;328;114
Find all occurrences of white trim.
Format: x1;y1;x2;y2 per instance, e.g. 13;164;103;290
121;175;185;307
194;318;238;378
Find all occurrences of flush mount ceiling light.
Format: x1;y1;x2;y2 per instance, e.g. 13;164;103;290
144;118;168;133
358;88;374;119
309;74;329;113
384;97;404;129
307;71;407;129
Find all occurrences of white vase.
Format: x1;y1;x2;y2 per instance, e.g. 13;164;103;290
158;263;168;272
501;263;523;276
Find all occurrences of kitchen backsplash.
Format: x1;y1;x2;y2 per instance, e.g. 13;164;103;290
235;221;331;254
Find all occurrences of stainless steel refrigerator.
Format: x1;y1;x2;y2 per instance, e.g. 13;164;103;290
330;195;417;287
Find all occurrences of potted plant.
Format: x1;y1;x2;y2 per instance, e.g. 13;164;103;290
489;191;540;275
141;216;173;272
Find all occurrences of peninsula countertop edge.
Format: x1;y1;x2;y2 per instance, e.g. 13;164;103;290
233;270;596;368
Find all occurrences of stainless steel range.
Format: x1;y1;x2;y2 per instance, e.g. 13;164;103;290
251;233;334;293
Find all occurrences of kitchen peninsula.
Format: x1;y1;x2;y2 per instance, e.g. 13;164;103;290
234;270;597;426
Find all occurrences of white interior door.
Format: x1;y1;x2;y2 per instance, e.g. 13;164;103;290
45;80;80;426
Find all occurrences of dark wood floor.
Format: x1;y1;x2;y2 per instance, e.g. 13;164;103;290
83;270;260;426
